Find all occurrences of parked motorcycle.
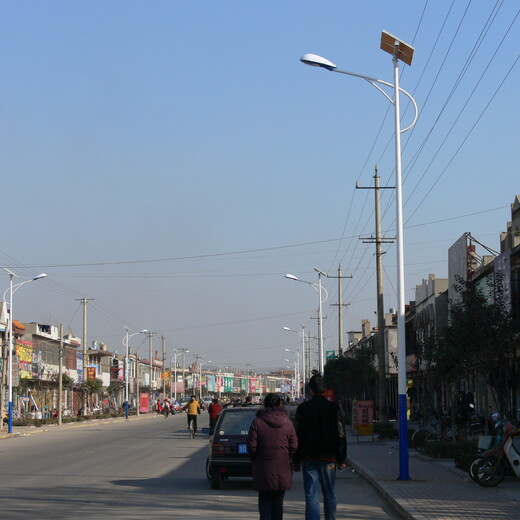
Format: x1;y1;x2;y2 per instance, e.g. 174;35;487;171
470;419;520;487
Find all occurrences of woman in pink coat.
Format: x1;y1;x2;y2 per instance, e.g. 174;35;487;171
246;393;298;520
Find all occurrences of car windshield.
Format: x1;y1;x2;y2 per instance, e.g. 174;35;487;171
218;410;257;436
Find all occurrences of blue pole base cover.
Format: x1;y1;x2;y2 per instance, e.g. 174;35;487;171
397;393;410;480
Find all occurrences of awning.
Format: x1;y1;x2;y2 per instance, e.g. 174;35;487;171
13;320;26;331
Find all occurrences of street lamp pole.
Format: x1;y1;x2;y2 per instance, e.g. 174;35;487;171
300;31;417;480
3;270;47;434
285;272;328;374
123;328;147;420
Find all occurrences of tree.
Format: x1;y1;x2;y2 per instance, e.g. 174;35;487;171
107;380;124;397
415;275;517;416
324;346;377;407
82;378;103;397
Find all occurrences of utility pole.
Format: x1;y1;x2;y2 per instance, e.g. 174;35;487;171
357;167;395;422
58;324;63;426
195;354;201;398
146;332;156;405
161;335;166;397
76;297;94;413
328;265;352;357
135;352;140;416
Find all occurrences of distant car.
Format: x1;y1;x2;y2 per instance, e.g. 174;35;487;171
206;406;259;489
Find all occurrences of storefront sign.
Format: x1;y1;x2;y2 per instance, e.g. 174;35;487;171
354;400;374;436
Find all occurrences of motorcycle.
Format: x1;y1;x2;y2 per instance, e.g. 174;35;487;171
470;418;520;487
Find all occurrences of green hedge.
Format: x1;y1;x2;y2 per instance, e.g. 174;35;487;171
420;439;477;471
374;422;398;439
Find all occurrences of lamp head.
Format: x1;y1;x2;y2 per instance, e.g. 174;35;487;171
300;53;337;71
33;273;47;281
285;274;298;281
139;329;148;333
282;327;291;331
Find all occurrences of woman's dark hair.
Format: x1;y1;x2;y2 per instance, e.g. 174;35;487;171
309;374;326;394
264;393;282;408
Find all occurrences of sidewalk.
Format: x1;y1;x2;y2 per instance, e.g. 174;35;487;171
347;434;519;520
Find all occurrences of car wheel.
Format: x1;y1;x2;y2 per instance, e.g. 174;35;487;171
206;457;212;481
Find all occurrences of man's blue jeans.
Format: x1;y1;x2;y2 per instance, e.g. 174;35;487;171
302;460;337;520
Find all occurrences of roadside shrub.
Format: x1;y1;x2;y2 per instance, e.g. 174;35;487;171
453;440;478;471
374;422;398;439
34;420;43;428
420;439;454;458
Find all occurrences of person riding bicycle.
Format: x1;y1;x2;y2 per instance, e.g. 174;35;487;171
183;395;201;436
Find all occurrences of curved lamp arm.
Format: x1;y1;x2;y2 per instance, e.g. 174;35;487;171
300;54;418;133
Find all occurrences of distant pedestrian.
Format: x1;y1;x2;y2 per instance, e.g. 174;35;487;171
246;392;298;520
163;399;171;418
183;395;201;435
293;374;347;520
208;398;223;434
242;395;253;407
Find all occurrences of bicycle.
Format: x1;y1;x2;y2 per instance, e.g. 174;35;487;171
412;414;457;452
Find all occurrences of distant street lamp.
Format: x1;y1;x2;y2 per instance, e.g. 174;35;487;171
172;348;189;402
122;328;147;420
3;269;47;433
199;360;212;400
283;325;307;390
300;31;417;480
285;271;328;373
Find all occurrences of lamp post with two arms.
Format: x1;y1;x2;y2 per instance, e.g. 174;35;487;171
285;269;328;375
122;328;147;420
3;269;47;433
300;31;418;480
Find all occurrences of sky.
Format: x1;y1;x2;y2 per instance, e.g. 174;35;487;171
1;1;518;373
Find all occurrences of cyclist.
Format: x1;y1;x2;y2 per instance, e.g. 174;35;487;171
184;395;201;436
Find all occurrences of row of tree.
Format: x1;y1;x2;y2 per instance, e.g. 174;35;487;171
324;275;518;420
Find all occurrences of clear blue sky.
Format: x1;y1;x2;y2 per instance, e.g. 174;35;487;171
1;1;518;372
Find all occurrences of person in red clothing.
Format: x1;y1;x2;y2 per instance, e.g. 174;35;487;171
207;398;223;434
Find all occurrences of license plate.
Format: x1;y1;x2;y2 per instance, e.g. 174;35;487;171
238;443;248;454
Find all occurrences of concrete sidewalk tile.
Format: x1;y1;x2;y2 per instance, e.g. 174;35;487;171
347;438;519;519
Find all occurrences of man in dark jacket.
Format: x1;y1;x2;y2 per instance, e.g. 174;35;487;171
293;374;347;520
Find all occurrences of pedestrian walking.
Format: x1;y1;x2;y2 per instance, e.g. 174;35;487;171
246;392;298;520
208;398;223;434
163;399;171;418
293;374;347;520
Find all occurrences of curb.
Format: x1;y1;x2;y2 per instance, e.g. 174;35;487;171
347;455;423;520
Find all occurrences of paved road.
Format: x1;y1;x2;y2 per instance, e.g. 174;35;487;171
0;413;400;519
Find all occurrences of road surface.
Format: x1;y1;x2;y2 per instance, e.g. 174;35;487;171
0;412;400;519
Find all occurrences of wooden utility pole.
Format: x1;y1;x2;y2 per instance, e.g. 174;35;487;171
328;266;352;357
76;297;94;413
357;167;395;421
161;335;166;397
58;324;63;426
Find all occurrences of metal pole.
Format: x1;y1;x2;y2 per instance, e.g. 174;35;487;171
174;352;177;402
161;335;166;397
148;332;154;407
318;273;324;374
135;353;140;416
124;329;130;419
7;274;13;433
393;48;409;480
300;326;306;389
58;324;63;426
